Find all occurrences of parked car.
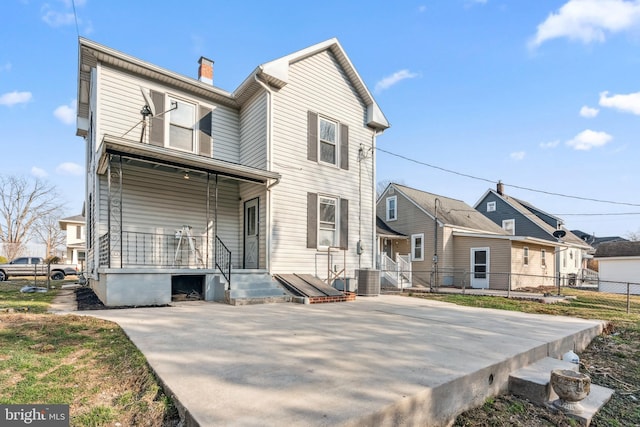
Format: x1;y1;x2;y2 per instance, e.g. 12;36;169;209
0;257;78;281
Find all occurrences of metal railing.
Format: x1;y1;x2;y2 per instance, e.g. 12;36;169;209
98;233;110;267
215;236;231;288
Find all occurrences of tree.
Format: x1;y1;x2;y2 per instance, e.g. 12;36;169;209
377;179;405;200
0;175;63;260
33;207;67;258
626;229;640;241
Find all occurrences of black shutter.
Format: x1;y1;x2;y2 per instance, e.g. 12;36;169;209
340;123;349;170
149;90;165;146
198;105;212;157
340;198;349;250
307;192;318;248
307;111;318;162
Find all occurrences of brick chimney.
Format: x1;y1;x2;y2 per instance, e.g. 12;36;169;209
198;56;214;85
497;180;504;195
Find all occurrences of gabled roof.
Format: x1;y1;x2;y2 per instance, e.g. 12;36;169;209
59;214;85;230
386;183;508;234
595;240;640;258
475;189;591;249
77;38;389;134
571;230;627;248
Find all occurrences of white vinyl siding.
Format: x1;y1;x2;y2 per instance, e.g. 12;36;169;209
240;91;268;169
96;65;240;163
269;49;374;277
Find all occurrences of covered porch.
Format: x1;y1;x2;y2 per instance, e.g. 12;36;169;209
89;135;281;305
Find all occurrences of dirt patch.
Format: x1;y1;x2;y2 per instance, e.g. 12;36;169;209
454;325;640;426
75;287;169;310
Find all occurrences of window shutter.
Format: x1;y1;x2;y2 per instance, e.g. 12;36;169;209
340;198;349;250
198;105;212;157
149;90;165;146
340;123;349;170
307;111;318;162
307;192;318;248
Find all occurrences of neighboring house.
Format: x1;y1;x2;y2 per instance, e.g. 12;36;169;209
594;241;640;295
76;38;389;306
474;182;593;281
377;183;557;290
571;230;627;249
58;214;86;271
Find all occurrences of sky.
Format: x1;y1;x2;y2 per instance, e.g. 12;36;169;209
1;0;640;240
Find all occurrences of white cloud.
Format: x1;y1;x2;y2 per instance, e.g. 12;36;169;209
579;105;599;118
0;91;32;106
418;5;427;13
529;0;640;49
375;69;419;93
540;140;561;149
599;90;640;115
0;62;11;72
566;129;613;150
42;9;75;27
56;162;84;176
510;151;526;160
54;100;76;125
31;167;48;178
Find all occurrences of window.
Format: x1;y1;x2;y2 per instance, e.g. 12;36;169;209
523;247;529;266
76;225;82;240
487;201;496;212
502;219;515;235
541;249;546;267
319;117;337;165
307;193;349;250
411;234;424;261
318;196;337;247
386;196;397;221
12;257;28;264
307;112;349;170
168;97;196;152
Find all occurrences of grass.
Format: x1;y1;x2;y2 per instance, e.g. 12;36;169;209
411;287;640;427
0;280;62;313
0;279;178;426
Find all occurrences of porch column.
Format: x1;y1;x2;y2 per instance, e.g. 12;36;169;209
107;154;123;268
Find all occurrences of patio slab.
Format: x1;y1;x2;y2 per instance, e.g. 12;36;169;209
78;295;605;427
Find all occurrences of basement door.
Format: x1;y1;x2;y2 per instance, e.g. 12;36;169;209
470;248;489;289
243;198;259;269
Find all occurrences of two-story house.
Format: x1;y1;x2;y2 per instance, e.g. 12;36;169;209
377;183;557;290
58;214;86;271
474;182;592;282
76;38;389;306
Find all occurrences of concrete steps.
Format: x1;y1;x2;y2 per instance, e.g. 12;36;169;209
227;271;293;306
509;357;614;426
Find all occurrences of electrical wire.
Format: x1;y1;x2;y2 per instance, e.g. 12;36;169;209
375;146;640;208
71;0;80;38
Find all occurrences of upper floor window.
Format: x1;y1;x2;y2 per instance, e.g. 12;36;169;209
487;201;496;212
76;225;82;240
168;97;196;152
541;249;546;267
307;111;349;170
502;219;515;235
523;247;529;266
386;196;397;221
319;117;337;165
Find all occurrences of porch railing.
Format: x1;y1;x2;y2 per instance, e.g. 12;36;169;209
215;236;231;288
97;230;209;268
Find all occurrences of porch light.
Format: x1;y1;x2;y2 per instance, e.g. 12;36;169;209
183;171;190;180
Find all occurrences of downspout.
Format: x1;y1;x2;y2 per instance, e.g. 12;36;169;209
254;74;275;272
371;128;384;270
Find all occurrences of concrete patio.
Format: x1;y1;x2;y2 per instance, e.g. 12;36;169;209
68;295;604;426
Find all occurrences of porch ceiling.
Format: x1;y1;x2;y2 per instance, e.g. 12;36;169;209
98;135;281;184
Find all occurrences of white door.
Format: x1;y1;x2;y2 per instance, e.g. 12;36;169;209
243;198;259;269
470;248;489;289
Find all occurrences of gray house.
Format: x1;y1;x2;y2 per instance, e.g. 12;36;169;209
76;38;389;306
474;182;593;280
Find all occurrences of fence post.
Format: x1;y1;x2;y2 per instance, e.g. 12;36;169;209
627;283;631;314
557;272;561;296
507;273;511;298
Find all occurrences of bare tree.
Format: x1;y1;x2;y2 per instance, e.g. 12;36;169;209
33;208;67;258
626;229;640;241
0;175;63;260
377;179;405;200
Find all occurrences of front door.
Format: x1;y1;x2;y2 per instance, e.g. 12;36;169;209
470;248;489;289
243;198;259;269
